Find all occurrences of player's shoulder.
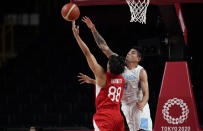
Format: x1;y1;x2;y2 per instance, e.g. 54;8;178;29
138;64;144;69
140;67;148;79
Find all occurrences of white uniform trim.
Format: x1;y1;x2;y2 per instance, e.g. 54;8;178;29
95;84;101;98
93;120;100;131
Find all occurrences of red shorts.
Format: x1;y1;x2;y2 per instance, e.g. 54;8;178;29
93;111;125;131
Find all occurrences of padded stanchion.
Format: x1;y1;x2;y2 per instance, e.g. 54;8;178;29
154;62;202;131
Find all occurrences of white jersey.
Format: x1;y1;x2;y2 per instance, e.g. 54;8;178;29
121;65;143;104
121;65;152;131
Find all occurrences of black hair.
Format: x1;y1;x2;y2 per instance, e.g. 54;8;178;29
108;55;126;75
131;46;143;58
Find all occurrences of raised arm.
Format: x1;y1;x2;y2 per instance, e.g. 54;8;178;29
72;21;106;87
82;16;117;58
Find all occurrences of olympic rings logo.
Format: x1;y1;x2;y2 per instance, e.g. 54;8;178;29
162;98;189;125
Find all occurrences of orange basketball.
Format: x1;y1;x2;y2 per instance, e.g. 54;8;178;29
61;3;80;21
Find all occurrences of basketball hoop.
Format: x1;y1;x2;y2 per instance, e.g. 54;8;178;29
126;0;150;24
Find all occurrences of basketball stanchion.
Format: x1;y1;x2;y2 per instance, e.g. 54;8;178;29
154;62;203;131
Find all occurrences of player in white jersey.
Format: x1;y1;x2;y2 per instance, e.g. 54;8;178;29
78;16;153;131
121;62;152;131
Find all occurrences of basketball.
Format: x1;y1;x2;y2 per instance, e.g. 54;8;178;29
61;3;80;21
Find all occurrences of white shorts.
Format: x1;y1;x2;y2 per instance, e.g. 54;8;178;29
121;102;152;131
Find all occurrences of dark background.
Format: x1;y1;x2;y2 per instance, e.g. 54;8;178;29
0;0;203;130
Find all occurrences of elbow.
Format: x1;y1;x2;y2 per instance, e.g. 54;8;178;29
84;50;90;56
84;51;92;58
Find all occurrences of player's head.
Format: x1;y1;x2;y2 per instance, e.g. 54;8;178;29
126;46;142;63
30;126;37;131
107;55;126;75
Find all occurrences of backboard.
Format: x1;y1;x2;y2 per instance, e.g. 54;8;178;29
71;0;203;6
70;0;202;24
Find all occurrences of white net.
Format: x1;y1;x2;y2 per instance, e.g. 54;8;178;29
126;0;150;24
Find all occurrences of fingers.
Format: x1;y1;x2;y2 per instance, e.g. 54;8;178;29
77;76;84;79
78;77;85;84
78;79;85;84
77;75;82;78
80;81;86;84
85;16;90;21
82;16;91;23
139;106;143;111
82;17;88;23
79;72;84;76
84;16;90;20
77;73;85;78
81;17;86;22
136;102;143;111
78;79;84;82
77;72;90;84
82;16;88;20
72;21;79;29
77;73;86;80
76;25;79;31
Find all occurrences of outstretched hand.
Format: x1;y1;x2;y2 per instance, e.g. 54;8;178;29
72;21;79;36
82;16;95;30
77;73;94;84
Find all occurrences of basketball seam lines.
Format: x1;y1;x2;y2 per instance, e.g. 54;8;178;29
64;4;76;21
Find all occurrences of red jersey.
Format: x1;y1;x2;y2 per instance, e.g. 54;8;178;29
93;72;125;131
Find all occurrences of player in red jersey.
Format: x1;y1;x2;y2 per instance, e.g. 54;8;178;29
72;21;126;131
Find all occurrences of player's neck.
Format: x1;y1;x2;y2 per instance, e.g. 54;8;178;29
127;62;138;70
